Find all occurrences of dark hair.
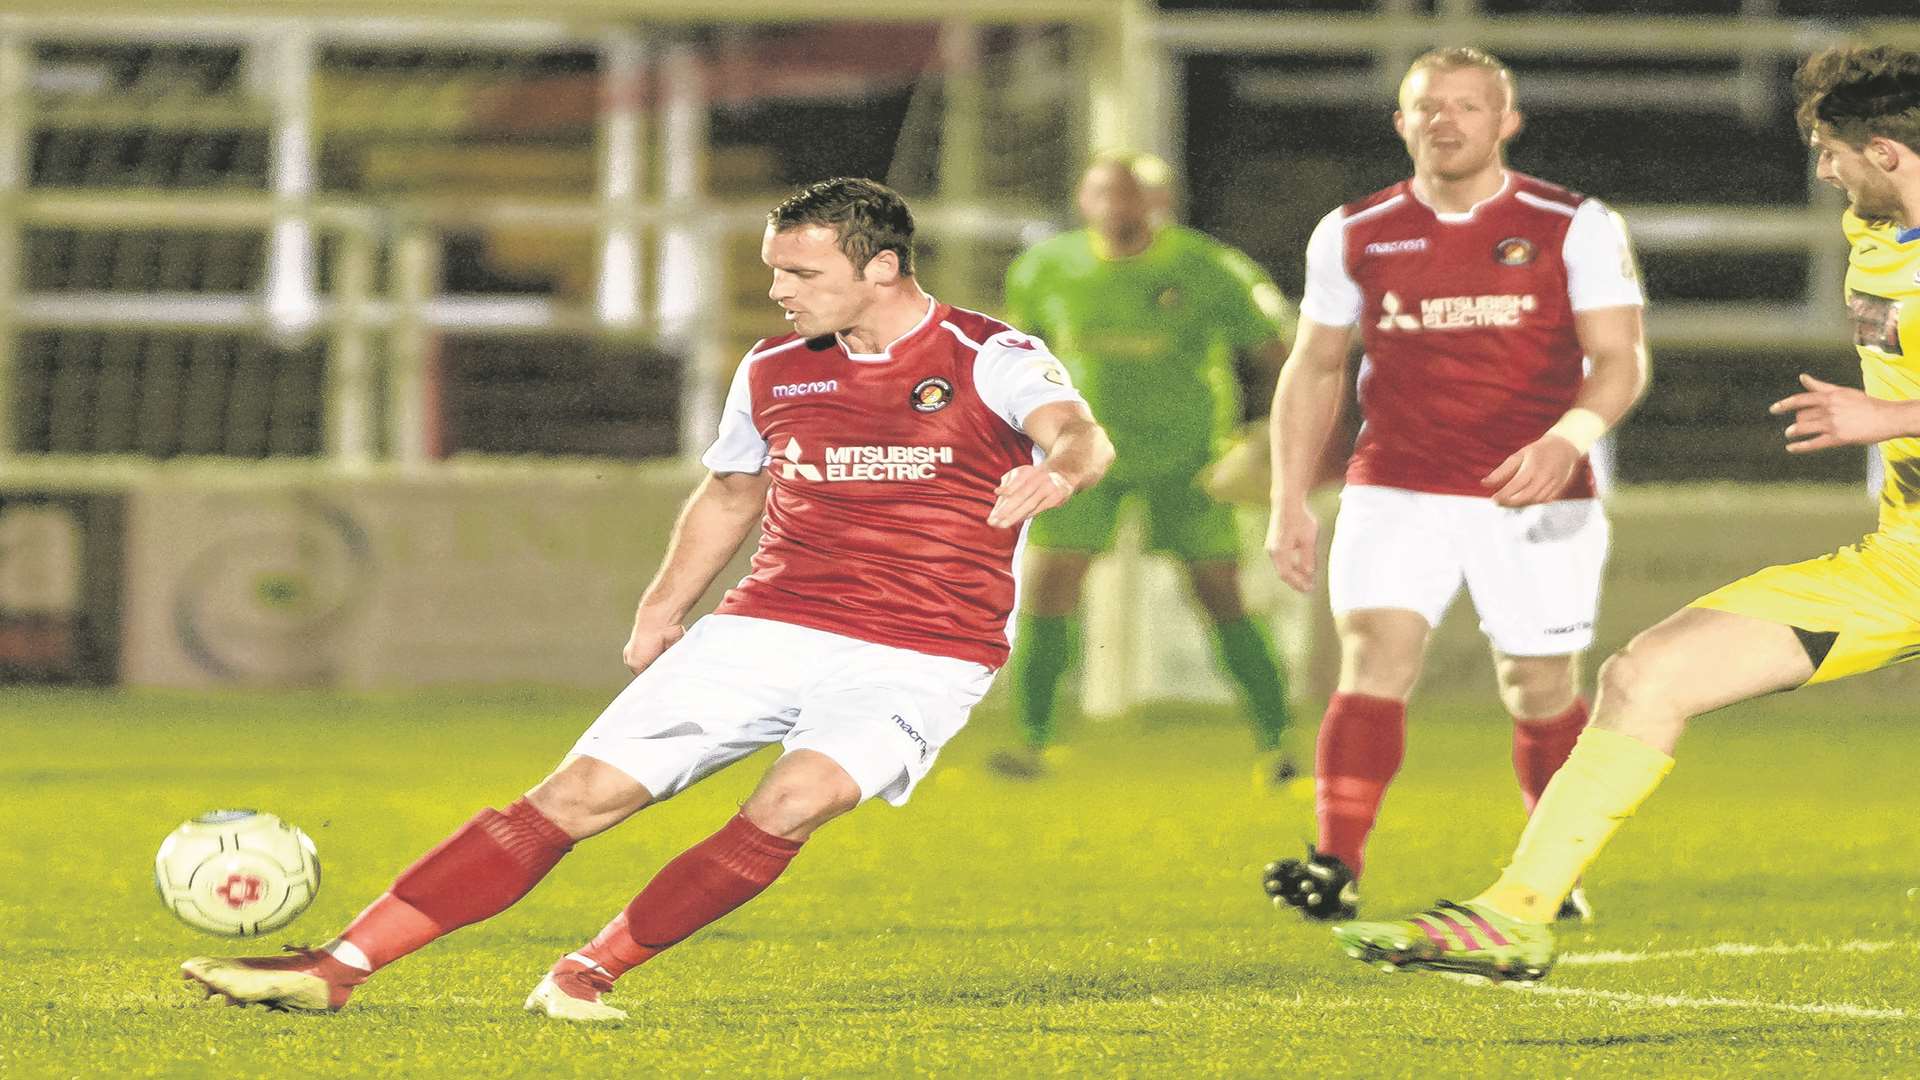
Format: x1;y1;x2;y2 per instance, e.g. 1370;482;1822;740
1795;45;1920;150
767;177;916;278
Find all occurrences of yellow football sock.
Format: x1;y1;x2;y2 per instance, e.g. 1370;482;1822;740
1475;727;1675;924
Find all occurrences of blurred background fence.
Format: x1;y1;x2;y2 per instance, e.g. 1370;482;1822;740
3;0;1917;699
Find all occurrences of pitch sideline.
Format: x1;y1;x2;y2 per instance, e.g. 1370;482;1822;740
1447;977;1912;1021
1561;939;1912;967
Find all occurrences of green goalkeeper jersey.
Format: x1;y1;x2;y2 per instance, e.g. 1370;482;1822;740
1003;225;1294;484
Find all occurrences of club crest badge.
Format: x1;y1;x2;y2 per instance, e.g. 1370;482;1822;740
1494;237;1536;266
911;376;954;413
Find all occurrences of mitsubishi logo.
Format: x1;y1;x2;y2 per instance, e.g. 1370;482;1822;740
215;873;264;909
779;437;822;481
1376;291;1421;331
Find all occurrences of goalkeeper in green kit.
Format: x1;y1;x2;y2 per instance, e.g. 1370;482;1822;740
990;151;1299;784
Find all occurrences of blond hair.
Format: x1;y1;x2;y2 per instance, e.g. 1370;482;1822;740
1400;46;1517;111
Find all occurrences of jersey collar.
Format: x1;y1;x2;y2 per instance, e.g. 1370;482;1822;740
1412;170;1513;224
838;296;940;363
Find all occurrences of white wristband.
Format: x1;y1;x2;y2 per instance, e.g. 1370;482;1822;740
1545;407;1608;455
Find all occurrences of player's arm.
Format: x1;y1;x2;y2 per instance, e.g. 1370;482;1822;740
625;345;772;674
1237;337;1290;416
1485;201;1651;507
1201;334;1292;507
1770;373;1920;451
1266;207;1359;590
1202;244;1296;504
624;470;771;673
1483;304;1650;507
1217;244;1298;417
989;400;1113;528
1267;316;1356;591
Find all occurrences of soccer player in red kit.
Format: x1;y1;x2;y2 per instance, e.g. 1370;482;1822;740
180;178;1114;1020
1260;47;1650;922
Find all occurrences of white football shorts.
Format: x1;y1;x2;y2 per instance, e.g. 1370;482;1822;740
1326;484;1610;656
570;614;994;806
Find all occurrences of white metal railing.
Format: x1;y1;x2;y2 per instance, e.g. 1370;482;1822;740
0;8;1123;466
2;0;1908;473
5;193;1055;466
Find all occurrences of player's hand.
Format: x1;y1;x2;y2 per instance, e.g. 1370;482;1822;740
988;465;1073;528
1266;502;1319;593
1481;434;1582;507
622;620;685;675
1770;373;1905;452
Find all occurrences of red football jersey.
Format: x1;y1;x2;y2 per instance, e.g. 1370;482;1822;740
701;300;1083;668
1303;172;1642;499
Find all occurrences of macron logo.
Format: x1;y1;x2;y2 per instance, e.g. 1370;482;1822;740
1000;337;1038;351
1364;238;1429;256
772;379;838;399
893;714;932;762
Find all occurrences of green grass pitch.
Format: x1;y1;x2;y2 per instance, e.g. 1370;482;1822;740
3;685;1918;1078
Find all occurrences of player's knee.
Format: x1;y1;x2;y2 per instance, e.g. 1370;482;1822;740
1596;640;1675;712
1502;682;1572;720
525;762;652;839
1339;636;1423;698
1496;659;1578;719
741;776;860;840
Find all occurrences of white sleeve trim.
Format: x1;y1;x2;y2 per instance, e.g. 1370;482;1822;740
971;330;1085;434
1563;199;1646;312
698;348;772;473
1515;190;1578;218
939;318;985;352
1298;207;1362;328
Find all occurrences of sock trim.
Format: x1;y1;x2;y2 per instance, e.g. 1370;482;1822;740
488;798;575;867
716;814;806;879
324;939;372;972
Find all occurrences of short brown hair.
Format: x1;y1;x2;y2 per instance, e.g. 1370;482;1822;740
768;177;916;278
1401;46;1516;110
1794;45;1920;152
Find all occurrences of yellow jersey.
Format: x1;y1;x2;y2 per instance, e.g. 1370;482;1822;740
1842;210;1920;542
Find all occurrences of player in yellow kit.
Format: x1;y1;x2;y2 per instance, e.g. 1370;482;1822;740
1333;43;1920;981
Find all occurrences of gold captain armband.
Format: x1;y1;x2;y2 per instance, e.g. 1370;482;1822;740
1545;407;1608;455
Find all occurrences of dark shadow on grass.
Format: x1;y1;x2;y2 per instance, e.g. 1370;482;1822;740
692;958;1298;1013
1414;1022;1884;1049
507;922;1247;948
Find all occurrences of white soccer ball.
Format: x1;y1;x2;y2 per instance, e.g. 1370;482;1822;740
154;810;321;937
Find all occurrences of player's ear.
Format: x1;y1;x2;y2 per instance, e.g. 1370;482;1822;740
1869;136;1905;173
1392;110;1408;140
1501;107;1524;141
1146;184;1173;224
863;249;902;284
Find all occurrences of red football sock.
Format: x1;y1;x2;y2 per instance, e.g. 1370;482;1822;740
341;798;573;971
580;813;804;980
1314;692;1407;880
1512;698;1590;815
334;893;441;972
